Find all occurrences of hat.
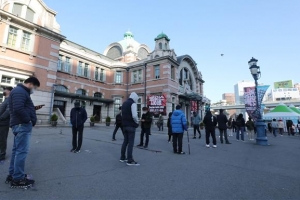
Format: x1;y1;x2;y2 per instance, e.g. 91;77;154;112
176;105;181;110
4;86;13;91
74;102;80;106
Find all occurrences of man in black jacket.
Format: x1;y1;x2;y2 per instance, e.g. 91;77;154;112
70;102;87;153
137;107;152;149
112;106;123;141
0;86;13;162
216;109;231;144
203;111;218;148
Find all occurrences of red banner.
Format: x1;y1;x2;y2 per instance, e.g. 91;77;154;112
191;101;198;112
147;94;167;115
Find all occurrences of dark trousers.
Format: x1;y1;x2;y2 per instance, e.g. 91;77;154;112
139;128;150;146
219;128;229;143
172;133;183;153
112;124;123;139
121;127;136;162
168;133;172;142
0;126;9;160
159;124;163;131
72;126;84;150
206;129;216;145
193;125;201;137
233;126;236;132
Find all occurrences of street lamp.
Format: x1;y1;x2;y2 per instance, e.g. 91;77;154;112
248;57;269;145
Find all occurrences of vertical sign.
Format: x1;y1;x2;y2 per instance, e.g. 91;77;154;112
191;101;198;112
147;94;167;116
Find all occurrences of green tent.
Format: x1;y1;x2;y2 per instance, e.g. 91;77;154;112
263;103;300;120
289;105;300;114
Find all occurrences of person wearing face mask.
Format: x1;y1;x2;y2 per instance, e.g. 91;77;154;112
6;77;40;188
203;111;218;148
70;102;87;153
0;86;13;162
137;107;152;149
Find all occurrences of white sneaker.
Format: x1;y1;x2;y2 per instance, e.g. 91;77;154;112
213;145;217;148
206;144;210;148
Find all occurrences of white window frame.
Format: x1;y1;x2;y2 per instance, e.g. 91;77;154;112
137;96;143;118
77;61;83;76
21;31;31;51
83;63;89;78
155;65;160;79
7;27;18;48
115;71;122;84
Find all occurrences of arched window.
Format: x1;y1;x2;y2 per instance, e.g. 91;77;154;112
94;92;102;98
55;85;68;93
165;43;167;49
107;46;122;59
159;43;162;49
138;48;148;59
155;55;160;58
76;89;86;96
26;8;35;22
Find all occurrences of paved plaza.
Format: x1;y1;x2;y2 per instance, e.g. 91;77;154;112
0;125;300;200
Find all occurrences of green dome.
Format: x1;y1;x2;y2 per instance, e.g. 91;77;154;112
155;32;170;41
124;31;134;39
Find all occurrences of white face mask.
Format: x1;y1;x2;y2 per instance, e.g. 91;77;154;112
30;88;35;94
143;111;147;114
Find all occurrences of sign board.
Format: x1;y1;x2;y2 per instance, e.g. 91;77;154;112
191;101;198;112
274;80;293;89
147;94;167;116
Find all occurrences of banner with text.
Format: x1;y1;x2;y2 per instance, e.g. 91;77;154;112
244;85;269;120
147;94;167;116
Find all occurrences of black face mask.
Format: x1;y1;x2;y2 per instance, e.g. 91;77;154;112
3;92;6;97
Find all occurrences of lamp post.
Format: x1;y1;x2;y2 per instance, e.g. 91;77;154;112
248;57;269;145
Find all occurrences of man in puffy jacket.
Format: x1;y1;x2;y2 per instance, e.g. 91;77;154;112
171;105;188;154
120;92;140;166
70;102;87;153
216;109;231;144
7;77;40;188
192;112;201;139
0;86;13;162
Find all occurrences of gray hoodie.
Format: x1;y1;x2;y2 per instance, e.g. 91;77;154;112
129;92;139;124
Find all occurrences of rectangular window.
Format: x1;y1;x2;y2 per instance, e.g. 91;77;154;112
115;71;121;83
137;98;142;118
155;65;160;79
83;63;89;77
57;55;62;71
15;78;24;85
171;65;175;80
114;98;121;116
132;70;142;83
25;8;34;22
21;31;31;51
95;67;99;80
64;57;71;73
100;69;104;81
78;62;83;76
7;27;18;48
12;3;22;17
1;76;11;84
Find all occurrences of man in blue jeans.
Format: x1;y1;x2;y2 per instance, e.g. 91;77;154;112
120;92;139;166
5;77;40;188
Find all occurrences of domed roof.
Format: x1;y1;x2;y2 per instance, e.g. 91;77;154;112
155;32;170;41
124;31;134;39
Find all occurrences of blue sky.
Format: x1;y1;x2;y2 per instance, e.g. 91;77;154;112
44;0;300;103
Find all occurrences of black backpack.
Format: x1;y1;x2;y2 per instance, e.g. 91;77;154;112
236;119;242;127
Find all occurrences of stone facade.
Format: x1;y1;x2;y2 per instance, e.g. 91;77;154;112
0;0;206;124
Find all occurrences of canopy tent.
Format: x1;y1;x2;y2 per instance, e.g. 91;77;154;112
289;104;300;115
263;103;300;120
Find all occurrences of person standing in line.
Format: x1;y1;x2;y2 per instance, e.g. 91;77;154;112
120;92;140;166
227;117;233;136
112;106;123;141
167;112;173;143
70;102;87;153
236;114;246;141
157;114;164;131
271;119;278;137
137;107;152;149
277;119;284;136
216;109;231;144
0;87;13;162
171;105;188;154
6;77;40;188
232;119;237;133
203;111;218;148
246;117;255;140
192;112;201;139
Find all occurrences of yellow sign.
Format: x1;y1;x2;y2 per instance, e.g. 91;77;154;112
274;80;293;89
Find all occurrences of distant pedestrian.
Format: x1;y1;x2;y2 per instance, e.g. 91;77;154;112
203;111;217;148
137;107;152;149
6;77;40;188
192;112;201;139
112;106;123;141
70;102;87;153
171;105;188;154
0;86;13;162
232;119;237;133
216;109;231;144
277;119;284;136
236;114;245;141
271;119;278;137
286;120;293;136
120;92;140;166
291;123;295;136
267;122;272;133
246;117;255;140
167;112;173;143
227;117;233;136
157;114;164;131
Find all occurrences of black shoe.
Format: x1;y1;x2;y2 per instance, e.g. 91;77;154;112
74;149;80;153
221;141;223;144
10;178;35;189
136;144;143;147
126;160;140;166
177;151;186;154
226;142;231;144
144;146;148;149
70;148;76;152
5;174;29;184
173;150;178;154
112;139;116;141
193;136;196;139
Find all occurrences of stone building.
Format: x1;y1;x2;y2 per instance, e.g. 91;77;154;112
0;0;206;124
